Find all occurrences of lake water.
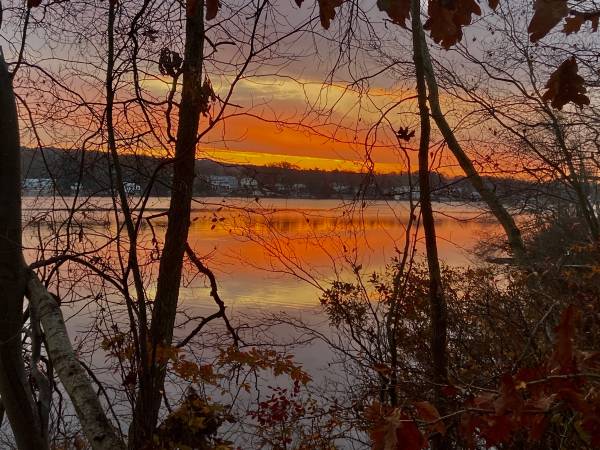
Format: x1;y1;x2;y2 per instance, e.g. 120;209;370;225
22;196;501;377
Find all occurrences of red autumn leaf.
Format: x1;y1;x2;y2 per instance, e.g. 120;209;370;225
441;384;459;398
479;414;513;446
563;15;585;35
424;0;482;49
582;414;600;447
458;413;478;449
525;394;556;413
206;0;220;20
522;413;547;442
494;373;523;415
414;401;445;436
528;0;569;42
542;58;590;110
378;0;410;27
488;0;499;9
317;0;344;29
557;388;591;415
368;404;426;450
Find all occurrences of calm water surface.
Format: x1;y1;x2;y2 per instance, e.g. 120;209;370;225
23;196;501;374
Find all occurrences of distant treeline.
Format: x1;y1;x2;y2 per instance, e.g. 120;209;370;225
21;147;539;202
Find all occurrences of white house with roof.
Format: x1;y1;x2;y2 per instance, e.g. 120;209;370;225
209;175;238;192
240;177;259;189
22;178;53;195
123;182;142;195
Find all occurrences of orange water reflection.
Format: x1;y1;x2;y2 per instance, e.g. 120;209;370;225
23;197;500;311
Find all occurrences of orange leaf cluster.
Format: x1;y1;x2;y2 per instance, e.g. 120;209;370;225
219;346;312;385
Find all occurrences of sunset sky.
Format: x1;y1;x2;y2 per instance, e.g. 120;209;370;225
9;0;514;175
142;71;416;173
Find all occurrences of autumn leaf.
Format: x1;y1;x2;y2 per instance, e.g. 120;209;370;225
542;57;590;110
318;0;344;29
424;0;482;49
548;305;580;371
563;15;585;35
414;401;445;436
27;0;42;7
206;0;220;20
488;0;499;9
378;0;410;27
564;12;600;35
479;415;513;446
366;402;426;450
372;411;426;450
494;374;523;416
522;412;547;442
528;0;568;42
396;126;415;142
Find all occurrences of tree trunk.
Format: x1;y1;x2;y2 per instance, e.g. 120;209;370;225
416;23;528;263
0;48;48;450
128;1;205;446
26;273;126;450
411;4;449;449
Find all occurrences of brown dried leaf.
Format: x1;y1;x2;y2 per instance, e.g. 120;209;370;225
564;12;600;35
549;304;580;369
424;0;482;49
318;0;344;29
206;0;220;20
414;401;445;436
378;0;411;27
494;374;523;415
542;58;590;110
563;15;585;35
366;402;426;450
27;0;42;6
528;0;568;42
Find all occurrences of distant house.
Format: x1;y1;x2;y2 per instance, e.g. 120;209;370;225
331;183;350;193
209;175;238;192
393;185;419;199
240;177;259;189
291;183;307;192
470;191;482;201
23;178;53;196
70;182;84;194
123;182;141;195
